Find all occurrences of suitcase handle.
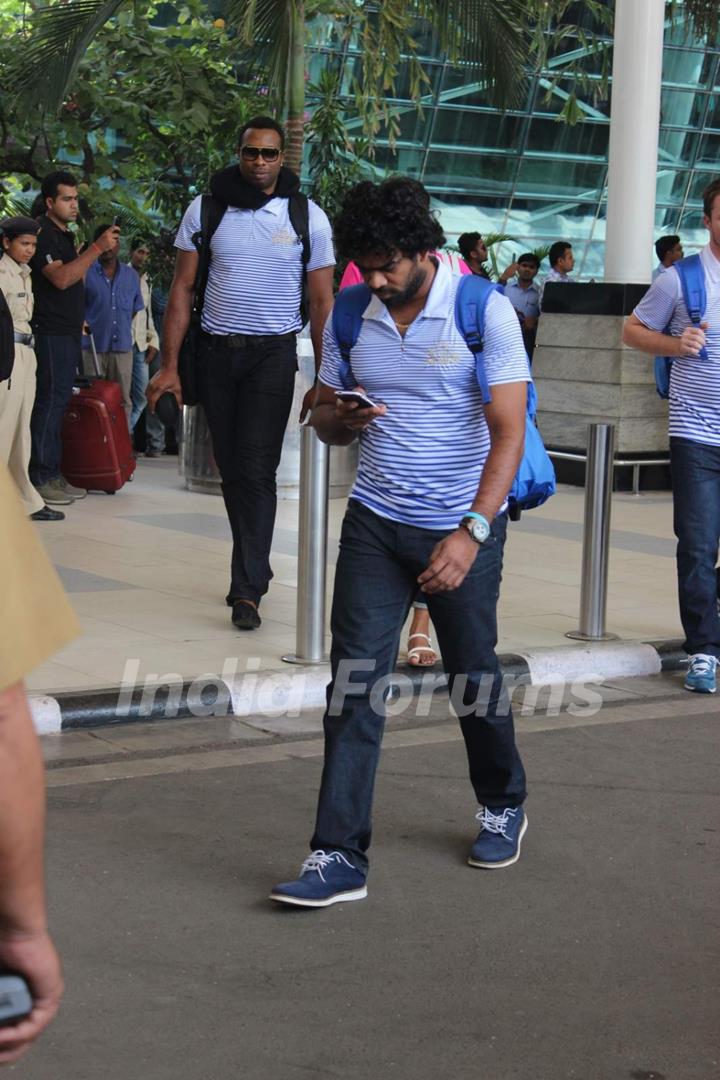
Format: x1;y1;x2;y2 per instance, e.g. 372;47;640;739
83;330;101;378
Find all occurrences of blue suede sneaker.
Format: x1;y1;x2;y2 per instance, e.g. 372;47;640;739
468;805;527;869
270;850;368;908
684;654;717;694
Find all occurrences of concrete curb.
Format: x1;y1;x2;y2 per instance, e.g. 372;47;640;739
30;639;687;735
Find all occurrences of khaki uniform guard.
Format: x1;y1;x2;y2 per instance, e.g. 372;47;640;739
0;254;44;515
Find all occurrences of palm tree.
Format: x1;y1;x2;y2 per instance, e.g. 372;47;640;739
225;0;532;172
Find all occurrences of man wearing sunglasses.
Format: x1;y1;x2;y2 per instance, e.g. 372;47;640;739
149;116;335;630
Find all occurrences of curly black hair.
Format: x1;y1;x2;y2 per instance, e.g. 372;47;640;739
334;178;446;263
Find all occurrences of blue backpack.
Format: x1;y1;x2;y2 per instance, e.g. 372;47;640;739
654;254;709;399
331;274;556;513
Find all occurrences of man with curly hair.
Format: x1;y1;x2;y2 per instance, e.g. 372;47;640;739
271;178;530;908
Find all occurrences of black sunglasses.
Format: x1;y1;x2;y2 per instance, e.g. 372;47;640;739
240;146;281;162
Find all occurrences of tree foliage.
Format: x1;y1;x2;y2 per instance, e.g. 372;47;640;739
3;0;715;237
305;69;368;223
0;0;264;230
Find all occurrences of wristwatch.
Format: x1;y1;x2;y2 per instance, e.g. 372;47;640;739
459;512;490;544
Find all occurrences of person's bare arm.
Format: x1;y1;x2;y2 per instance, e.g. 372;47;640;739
146;249;198;410
418;381;527;594
307;267;334;373
41;225;119;291
0;681;63;1065
309;381;386;447
498;261;519;284
623;312;708;356
472;381;527;519
299;266;335;422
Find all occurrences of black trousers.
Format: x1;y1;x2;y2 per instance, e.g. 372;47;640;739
198;333;297;606
30;332;81;485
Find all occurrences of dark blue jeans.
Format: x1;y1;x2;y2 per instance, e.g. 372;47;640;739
198;333;297;606
311;500;527;872
670;436;720;657
30;333;81;485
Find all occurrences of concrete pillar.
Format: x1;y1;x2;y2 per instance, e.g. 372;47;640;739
604;0;665;284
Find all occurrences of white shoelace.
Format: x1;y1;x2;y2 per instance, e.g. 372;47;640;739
475;806;518;839
301;849;355;882
688;654;717;675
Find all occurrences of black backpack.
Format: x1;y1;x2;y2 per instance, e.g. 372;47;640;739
0;286;14;384
179;192;311;406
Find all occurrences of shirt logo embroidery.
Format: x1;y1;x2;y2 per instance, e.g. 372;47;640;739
271;228;298;247
424;343;463;366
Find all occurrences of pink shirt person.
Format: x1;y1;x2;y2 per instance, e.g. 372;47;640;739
339;250;471;290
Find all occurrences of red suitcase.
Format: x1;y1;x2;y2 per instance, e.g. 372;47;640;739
61;337;135;493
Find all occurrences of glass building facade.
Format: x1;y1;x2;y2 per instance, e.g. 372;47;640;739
306;5;720;280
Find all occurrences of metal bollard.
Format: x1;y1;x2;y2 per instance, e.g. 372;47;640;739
566;423;619;642
282;424;330;664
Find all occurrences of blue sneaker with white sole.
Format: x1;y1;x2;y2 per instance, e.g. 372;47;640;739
684;653;717;694
468;805;527;869
270;850;367;908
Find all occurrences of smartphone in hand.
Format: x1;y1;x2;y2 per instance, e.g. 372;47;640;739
0;974;32;1026
335;389;377;410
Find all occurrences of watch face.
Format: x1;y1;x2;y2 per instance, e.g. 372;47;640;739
463;516;490;543
471;518;490;542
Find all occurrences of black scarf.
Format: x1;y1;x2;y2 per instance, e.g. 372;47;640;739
209;164;301;210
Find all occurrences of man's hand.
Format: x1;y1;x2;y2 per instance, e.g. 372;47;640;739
299;385;318;424
93;225;121;254
335;387;386;431
679;322;708;356
418;528;480;594
147;367;182;412
0;930;63;1065
499;262;519;284
145;346;159;366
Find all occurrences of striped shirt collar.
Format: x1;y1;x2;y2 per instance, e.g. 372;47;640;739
362;259;453;327
227;197;284;217
700;242;720;285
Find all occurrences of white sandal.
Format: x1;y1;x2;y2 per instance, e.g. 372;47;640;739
406;632;438;667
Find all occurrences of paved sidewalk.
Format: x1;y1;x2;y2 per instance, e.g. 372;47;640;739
28;457;682;697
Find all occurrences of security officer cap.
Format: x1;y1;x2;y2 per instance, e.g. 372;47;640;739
0;216;41;239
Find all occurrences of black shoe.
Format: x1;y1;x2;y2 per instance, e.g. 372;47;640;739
231;600;261;630
30;505;65;522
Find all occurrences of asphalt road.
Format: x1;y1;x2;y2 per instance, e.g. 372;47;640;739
14;690;720;1080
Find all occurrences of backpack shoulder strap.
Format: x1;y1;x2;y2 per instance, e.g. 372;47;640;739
454;274;502;404
331;284;372;389
289;192;311;267
675;253;706;322
675;253;708;361
190;195;225;311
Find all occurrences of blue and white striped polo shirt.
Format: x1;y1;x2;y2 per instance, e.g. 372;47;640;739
633;244;720;446
319;261;530;530
175;195;335;335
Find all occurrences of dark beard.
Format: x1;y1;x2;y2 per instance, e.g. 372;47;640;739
382;264;427;309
